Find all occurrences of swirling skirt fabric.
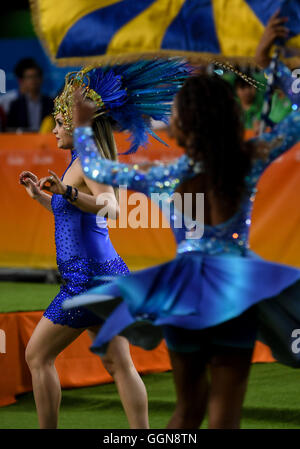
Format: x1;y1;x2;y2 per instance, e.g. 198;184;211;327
62;251;300;366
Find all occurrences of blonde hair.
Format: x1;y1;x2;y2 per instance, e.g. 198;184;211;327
92;117;119;201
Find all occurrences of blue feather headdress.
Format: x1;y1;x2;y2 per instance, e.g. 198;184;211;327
54;58;193;154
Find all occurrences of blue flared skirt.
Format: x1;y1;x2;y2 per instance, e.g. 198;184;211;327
62;250;300;366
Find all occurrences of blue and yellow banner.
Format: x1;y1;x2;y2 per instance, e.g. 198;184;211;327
30;0;300;66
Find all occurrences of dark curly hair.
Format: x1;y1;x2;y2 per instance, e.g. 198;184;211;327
14;58;43;79
175;74;253;211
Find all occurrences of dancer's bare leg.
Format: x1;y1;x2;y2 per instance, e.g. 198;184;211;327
166;350;209;429
25;317;84;429
207;348;253;429
88;328;149;429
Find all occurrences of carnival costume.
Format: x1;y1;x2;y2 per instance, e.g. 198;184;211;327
63;62;300;368
44;59;191;327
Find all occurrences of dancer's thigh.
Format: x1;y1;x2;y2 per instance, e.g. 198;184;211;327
101;336;133;372
26;316;85;363
207;346;253;428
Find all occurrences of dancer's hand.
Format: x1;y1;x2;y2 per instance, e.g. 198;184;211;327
255;10;289;68
72;88;98;128
19;170;41;199
37;170;67;195
19;170;38;185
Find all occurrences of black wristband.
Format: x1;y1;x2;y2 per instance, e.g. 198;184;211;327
70;187;79;202
63;185;73;200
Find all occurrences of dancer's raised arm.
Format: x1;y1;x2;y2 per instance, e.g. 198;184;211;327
255;9;299;106
246;110;300;189
72;88;203;196
74;126;202;196
265;61;300;108
248;7;300;184
258;109;300;163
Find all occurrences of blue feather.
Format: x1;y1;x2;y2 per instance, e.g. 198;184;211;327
84;58;193;153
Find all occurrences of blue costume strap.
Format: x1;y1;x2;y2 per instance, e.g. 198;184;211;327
60;149;78;181
265;61;300;108
74;126;203;196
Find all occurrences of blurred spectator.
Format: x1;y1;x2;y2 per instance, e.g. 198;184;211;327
268;89;292;123
233;70;291;131
7;58;53;132
234;75;263;130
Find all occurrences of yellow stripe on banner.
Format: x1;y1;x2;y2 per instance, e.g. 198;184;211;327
288;34;300;52
107;0;185;55
33;0;122;57
212;0;264;57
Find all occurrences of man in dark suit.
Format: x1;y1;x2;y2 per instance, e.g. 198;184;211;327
7;58;53;132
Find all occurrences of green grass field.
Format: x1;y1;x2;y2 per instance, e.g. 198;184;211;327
0;281;60;313
0;281;300;429
1;365;300;429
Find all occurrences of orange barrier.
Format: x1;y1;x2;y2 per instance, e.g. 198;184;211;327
1;131;300;268
0;311;274;407
1;131;300;407
0;131;181;269
0;311;172;407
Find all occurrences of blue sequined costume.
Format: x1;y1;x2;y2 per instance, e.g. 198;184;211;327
43;149;129;328
265;61;300;110
63;65;300;366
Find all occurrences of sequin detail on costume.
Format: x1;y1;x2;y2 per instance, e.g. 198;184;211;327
44;149;129;328
44;255;129;328
265;61;300;109
65;62;300;366
74;109;300;256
